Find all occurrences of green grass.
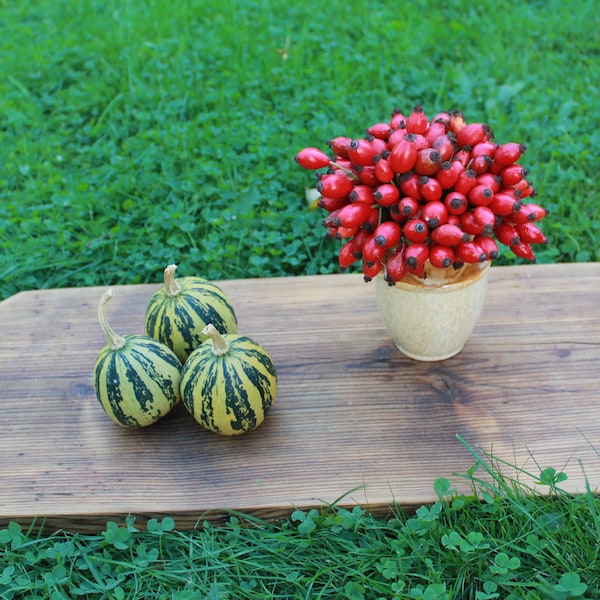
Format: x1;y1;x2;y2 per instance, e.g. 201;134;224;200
1;0;599;299
1;443;599;599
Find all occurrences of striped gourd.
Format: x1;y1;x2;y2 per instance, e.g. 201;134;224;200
145;264;238;364
180;324;277;436
94;289;182;429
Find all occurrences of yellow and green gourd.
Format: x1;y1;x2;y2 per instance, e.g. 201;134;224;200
145;264;238;363
94;289;182;428
180;324;277;436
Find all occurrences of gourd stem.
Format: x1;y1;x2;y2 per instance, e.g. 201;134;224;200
98;289;126;350
203;324;230;356
163;264;183;297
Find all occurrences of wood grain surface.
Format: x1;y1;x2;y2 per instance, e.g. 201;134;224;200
1;263;599;532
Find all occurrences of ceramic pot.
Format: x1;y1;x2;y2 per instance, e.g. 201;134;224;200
374;261;490;361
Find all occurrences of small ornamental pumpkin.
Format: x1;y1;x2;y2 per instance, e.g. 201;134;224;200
94;289;182;428
145;264;238;363
180;324;277;436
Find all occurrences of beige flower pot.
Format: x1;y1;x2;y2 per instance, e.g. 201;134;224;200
374;261;490;361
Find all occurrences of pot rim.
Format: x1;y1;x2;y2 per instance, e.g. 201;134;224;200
378;260;490;292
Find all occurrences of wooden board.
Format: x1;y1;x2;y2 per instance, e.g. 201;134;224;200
1;263;599;532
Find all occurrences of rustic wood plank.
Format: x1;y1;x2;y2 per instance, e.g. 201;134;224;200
0;263;599;532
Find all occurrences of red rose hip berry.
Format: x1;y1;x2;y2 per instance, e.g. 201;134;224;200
403;219;429;243
493;142;526;166
295;147;331;169
429;244;456;268
389;134;419;173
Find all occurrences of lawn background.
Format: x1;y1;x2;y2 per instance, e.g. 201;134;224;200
1;0;599;300
1;0;599;598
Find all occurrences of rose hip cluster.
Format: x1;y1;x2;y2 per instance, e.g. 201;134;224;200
294;105;548;284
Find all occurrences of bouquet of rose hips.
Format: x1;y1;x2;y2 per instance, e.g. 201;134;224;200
294;105;548;285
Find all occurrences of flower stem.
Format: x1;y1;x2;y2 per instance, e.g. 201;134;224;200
202;324;230;356
97;289;126;350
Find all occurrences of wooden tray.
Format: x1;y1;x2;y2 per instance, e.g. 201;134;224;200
1;263;599;532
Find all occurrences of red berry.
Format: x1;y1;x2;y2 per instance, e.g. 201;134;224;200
515;222;547;244
455;122;492;149
384;244;408;284
403;218;429;243
335;225;358;239
453;148;472;168
489;193;521;216
431;223;470;246
362;206;381;232
374;221;402;248
362;234;387;267
421;200;448;229
476;172;502;193
456;241;487;263
338;239;360;269
431;133;457;161
411;133;430;151
349;228;370;256
424;121;448;146
495;221;521;246
419;176;443;202
405;242;429;272
328;137;353;159
389;133;418;173
447;215;461;227
349;185;375;204
429;244;456;268
449;111;466;135
389;109;407;130
374;183;401;207
469;154;493;175
460;211;485;236
295;147;331;169
453;169;479;196
471;140;498;158
435;160;462;189
468;184;494;207
356;165;379;186
513;178;536;199
371;136;388;155
512;202;548;224
328;159;355;176
348;138;379;166
389;202;406;223
323;223;337;238
387;128;407;148
474;235;499;260
374;157;395;183
414;148;443;176
318;195;348;212
493;142;526;166
362;257;384;281
444;191;468;216
397;196;420;219
367;122;392;140
398;172;423;200
331;202;373;229
472;205;496;234
317;173;354;199
406;105;429;135
499;164;528;186
431;111;452;128
510;241;536;261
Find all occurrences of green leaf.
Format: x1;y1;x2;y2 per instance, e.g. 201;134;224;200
555;573;587;597
539;467;569;487
344;581;365;600
433;478;454;498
